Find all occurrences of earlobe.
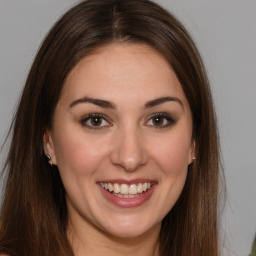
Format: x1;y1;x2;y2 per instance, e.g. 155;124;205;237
43;130;57;165
188;140;196;165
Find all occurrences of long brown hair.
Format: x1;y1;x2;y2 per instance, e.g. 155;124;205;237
0;0;224;255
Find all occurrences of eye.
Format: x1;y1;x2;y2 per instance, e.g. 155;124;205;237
81;114;111;129
146;113;175;128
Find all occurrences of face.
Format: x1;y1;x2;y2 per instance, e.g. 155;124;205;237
44;44;194;240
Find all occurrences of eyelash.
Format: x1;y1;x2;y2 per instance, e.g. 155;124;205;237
80;113;111;129
80;112;175;129
146;112;175;128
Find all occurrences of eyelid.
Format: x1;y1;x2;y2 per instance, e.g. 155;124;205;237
146;112;176;128
80;113;111;129
80;112;175;129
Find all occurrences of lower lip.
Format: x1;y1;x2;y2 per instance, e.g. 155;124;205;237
98;184;156;208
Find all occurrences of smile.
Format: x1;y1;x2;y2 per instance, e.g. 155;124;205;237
99;182;153;198
98;180;156;207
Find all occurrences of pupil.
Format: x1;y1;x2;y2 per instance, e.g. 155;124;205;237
153;116;163;125
91;117;102;126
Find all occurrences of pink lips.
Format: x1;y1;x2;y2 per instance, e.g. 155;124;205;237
97;179;157;208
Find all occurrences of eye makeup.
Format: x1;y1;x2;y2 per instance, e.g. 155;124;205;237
80;113;111;129
146;112;176;129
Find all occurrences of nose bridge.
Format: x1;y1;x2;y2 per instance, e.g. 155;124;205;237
110;123;148;171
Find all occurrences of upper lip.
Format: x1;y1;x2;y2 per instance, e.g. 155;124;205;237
97;179;157;185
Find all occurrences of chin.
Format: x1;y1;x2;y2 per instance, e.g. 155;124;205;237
100;215;160;239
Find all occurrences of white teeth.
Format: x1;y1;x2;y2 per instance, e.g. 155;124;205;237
129;184;137;195
115;193;140;198
142;183;148;192
137;183;143;193
108;183;113;192
114;183;120;193
100;182;153;195
120;184;129;194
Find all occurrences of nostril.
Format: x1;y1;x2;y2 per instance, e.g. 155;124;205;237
113;153;148;172
109;129;148;171
110;147;147;171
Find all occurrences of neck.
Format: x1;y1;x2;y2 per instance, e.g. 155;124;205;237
67;218;160;256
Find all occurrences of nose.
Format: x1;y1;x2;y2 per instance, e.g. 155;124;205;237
110;127;148;172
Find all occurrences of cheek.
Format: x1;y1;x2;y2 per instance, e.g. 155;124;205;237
147;136;190;221
149;133;192;177
153;135;190;204
53;129;110;176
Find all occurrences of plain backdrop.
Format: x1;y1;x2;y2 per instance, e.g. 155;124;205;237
0;1;255;255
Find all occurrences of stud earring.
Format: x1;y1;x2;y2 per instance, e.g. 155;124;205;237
45;154;53;166
192;156;196;160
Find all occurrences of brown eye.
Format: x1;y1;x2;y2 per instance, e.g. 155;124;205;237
146;113;175;128
90;116;103;126
152;116;164;126
81;114;110;129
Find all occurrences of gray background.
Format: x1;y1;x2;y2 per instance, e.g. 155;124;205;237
0;1;255;255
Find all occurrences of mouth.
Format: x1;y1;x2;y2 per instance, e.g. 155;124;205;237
97;180;156;208
99;182;153;198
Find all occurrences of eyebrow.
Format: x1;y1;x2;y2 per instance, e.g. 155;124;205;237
144;96;183;109
69;96;183;109
70;97;116;109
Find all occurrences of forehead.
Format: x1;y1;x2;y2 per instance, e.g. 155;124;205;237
61;43;189;108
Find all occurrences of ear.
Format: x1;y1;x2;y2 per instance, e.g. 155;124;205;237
188;140;196;165
43;130;57;165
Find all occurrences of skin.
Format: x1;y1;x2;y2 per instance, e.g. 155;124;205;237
44;43;194;256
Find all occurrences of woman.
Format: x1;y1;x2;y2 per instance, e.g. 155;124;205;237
0;0;224;255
